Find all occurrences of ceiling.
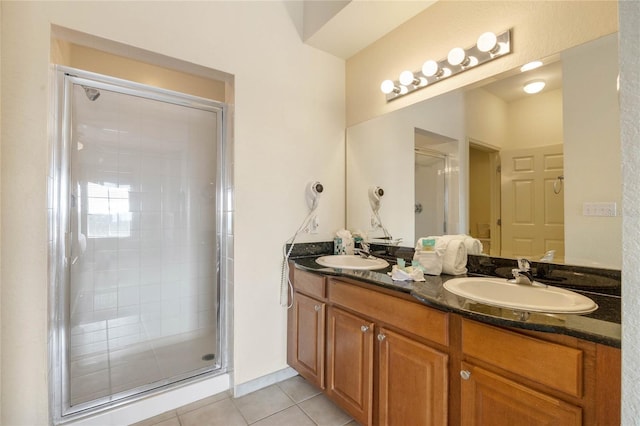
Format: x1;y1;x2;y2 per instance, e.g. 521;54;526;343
303;0;437;59
481;60;563;103
303;0;562;102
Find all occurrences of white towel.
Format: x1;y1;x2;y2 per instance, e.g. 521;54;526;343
415;236;468;275
417;235;483;255
413;250;443;275
461;236;483;255
388;265;426;282
441;239;467;275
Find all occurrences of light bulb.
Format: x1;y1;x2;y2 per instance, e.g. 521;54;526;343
447;47;468;66
399;70;416;86
520;61;543;72
422;60;440;77
380;79;396;94
477;32;498;53
523;80;546;94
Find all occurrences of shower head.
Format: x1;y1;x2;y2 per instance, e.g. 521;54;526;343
82;86;100;101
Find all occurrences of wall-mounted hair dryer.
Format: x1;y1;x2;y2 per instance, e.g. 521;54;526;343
368;186;393;240
369;186;384;213
282;181;325;308
306;181;324;210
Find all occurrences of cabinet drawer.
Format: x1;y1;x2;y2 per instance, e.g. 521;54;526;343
328;279;448;346
462;319;583;397
294;269;326;299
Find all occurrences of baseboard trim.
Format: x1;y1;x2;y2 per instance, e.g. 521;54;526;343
233;367;298;397
63;373;230;426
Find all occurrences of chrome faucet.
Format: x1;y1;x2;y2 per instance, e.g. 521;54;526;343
355;242;371;258
511;258;535;285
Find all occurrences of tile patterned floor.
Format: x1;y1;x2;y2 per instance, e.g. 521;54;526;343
71;327;217;406
131;375;359;426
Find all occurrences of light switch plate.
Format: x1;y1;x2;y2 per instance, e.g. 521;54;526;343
583;202;617;217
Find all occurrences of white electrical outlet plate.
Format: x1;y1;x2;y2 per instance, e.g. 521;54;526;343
582;202;617;217
309;215;319;234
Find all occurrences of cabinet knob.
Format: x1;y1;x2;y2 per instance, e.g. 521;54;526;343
361;325;370;333
314;304;321;312
377;333;386;342
460;370;471;381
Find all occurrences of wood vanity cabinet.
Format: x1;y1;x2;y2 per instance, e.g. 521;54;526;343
326;306;375;425
289;269;449;426
287;269;326;389
460;362;582;425
458;319;621;426
377;327;448;426
287;267;621;426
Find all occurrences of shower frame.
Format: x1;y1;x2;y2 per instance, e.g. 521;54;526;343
48;65;233;422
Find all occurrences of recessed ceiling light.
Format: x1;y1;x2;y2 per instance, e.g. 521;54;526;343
521;61;543;72
523;80;546;94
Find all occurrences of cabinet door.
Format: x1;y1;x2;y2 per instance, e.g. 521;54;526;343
378;327;448;426
460;362;582;426
288;292;325;389
326;306;374;426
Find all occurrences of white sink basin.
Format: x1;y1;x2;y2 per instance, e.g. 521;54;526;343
443;277;598;314
315;255;389;271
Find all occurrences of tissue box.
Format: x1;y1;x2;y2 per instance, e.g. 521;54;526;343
334;237;354;255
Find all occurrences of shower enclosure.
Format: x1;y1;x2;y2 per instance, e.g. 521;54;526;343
414;148;449;240
49;67;229;418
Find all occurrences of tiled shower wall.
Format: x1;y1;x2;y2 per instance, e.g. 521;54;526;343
69;88;218;350
57;82;223;408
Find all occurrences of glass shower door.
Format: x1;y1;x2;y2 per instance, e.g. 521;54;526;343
414;151;448;240
64;76;223;413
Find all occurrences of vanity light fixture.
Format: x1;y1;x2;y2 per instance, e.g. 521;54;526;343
523;79;546;94
447;47;477;68
399;70;427;87
421;60;451;79
477;31;508;56
380;29;512;101
380;79;408;95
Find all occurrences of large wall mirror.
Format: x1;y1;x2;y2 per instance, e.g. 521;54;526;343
346;32;620;269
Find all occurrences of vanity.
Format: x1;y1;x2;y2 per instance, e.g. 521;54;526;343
286;250;620;426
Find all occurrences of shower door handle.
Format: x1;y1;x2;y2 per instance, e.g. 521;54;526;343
65;232;75;265
64;232;87;265
65;232;79;265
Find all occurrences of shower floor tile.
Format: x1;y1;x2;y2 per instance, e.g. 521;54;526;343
131;375;358;426
70;326;217;408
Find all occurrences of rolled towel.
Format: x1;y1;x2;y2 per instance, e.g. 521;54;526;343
418;235;483;255
413;250;443;275
461;236;483;255
441;239;468;275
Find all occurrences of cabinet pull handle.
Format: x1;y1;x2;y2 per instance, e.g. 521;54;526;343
314;305;321;311
361;325;370;333
377;333;386;342
460;370;471;380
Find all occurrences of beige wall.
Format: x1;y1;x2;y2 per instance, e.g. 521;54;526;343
507;89;563;150
346;0;618;126
1;2;345;424
465;88;508;148
563;33;621;268
53;41;226;101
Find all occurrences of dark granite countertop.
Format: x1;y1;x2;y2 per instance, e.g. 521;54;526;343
292;254;621;348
